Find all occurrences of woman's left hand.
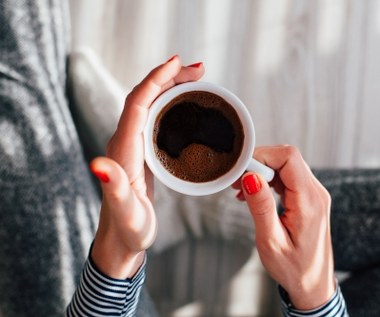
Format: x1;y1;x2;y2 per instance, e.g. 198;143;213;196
90;56;204;278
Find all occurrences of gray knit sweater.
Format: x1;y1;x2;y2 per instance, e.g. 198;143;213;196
0;0;156;316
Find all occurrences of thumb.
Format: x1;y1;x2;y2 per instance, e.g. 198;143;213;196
90;156;131;205
242;172;280;239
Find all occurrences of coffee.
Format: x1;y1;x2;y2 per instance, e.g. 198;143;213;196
153;91;244;182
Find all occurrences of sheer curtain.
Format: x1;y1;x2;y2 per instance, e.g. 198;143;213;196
70;0;380;169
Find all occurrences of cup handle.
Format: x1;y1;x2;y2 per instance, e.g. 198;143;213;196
247;158;275;182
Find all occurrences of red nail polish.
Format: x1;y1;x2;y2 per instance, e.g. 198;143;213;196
187;62;203;68
166;55;178;63
92;170;110;183
243;174;262;195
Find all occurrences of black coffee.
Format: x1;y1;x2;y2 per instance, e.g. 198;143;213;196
153;91;244;182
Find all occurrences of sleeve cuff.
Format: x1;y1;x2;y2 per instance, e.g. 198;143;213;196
88;250;147;283
65;250;146;317
279;281;349;317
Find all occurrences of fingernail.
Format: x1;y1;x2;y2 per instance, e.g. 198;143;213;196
187;62;203;68
243;174;262;195
91;169;110;183
166;54;178;63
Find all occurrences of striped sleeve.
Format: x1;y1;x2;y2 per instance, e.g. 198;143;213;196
65;254;146;317
279;282;349;317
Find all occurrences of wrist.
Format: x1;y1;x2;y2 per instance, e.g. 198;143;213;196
91;233;146;279
284;276;336;311
279;279;346;316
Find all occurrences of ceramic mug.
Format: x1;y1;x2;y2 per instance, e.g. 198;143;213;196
144;81;274;196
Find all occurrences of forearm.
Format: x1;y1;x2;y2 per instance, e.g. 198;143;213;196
65;252;146;317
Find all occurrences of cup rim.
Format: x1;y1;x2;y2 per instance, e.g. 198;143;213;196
143;81;255;196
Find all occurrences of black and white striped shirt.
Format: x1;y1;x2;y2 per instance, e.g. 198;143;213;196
66;256;348;317
65;255;145;317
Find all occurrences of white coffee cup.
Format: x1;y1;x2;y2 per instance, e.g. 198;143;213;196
144;81;274;196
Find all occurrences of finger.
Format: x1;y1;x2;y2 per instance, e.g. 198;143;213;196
144;163;154;203
242;172;284;241
90;157;157;253
118;56;204;139
90;156;131;205
116;55;183;140
235;189;245;201
109;56;204;170
231;178;242;190
270;176;285;196
254;145;313;193
173;62;205;84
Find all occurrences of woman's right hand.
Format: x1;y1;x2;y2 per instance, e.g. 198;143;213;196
235;145;335;310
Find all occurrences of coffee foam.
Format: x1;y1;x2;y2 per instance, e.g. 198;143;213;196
156;144;238;182
153;91;244;183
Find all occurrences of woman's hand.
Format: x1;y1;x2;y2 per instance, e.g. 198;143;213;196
90;56;204;279
234;145;335;310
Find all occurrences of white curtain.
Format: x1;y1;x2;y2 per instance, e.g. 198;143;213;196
70;0;380;169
